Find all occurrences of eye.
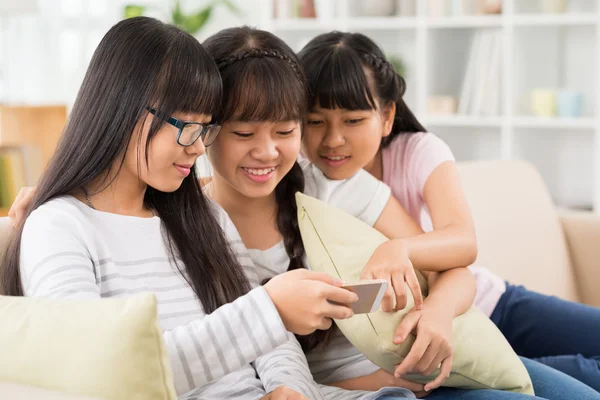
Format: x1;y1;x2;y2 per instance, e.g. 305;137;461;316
306;119;324;126
346;118;364;125
233;132;253;138
277;128;296;135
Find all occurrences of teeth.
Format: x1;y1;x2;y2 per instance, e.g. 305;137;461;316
326;156;346;161
245;167;275;176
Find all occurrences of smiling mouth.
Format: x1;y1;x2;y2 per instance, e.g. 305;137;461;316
242;167;277;176
322;155;349;161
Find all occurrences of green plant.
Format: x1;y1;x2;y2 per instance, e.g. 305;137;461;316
388;54;407;78
124;0;241;36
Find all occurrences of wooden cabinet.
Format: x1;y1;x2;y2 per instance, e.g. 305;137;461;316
0;105;67;166
0;105;67;209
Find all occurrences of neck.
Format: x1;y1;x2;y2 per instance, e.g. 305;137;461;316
82;163;150;217
210;172;277;221
364;149;384;180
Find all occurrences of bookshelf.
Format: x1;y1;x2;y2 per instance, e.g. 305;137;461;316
0;105;67;210
260;0;600;211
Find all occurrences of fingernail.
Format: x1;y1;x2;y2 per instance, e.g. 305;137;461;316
416;304;423;310
334;278;344;286
394;335;403;342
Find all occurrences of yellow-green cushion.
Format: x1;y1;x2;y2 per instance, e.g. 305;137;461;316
0;293;176;400
296;192;534;394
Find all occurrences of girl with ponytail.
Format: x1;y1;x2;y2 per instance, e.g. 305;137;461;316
298;31;600;399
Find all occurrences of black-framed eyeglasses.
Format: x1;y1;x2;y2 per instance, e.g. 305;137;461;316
147;107;221;147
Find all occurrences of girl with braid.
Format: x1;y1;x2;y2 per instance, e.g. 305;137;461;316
297;31;600;399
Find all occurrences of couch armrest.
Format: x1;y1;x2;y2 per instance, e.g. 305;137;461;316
0;382;100;400
560;210;600;308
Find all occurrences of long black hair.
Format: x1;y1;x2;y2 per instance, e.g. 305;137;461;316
298;31;426;146
203;26;307;273
1;17;251;314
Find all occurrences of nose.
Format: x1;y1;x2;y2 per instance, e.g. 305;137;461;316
251;135;279;162
185;136;206;157
321;124;345;148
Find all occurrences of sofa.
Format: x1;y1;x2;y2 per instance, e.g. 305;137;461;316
457;160;600;307
0;160;599;398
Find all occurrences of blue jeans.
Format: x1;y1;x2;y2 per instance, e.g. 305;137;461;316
377;357;600;399
491;284;600;392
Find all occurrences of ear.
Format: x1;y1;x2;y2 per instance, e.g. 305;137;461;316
381;102;396;138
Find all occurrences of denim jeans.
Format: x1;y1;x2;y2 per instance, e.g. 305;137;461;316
378;357;600;399
491;284;600;392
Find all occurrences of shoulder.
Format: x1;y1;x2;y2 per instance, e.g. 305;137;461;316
386;132;452;157
386;132;454;174
24;196;90;233
206;198;245;246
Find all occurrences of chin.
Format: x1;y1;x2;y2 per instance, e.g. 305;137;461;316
318;165;356;181
239;183;278;199
243;187;276;199
151;180;185;193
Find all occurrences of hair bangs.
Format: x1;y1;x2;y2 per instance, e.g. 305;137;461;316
219;57;306;122
306;47;376;111
151;32;222;120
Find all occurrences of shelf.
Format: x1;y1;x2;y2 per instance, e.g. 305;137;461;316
512;117;597;129
271;13;596;30
423;115;503;127
346;17;418;30
272;18;332;31
427;15;503;29
513;14;597;27
262;0;600;212
424;116;596;129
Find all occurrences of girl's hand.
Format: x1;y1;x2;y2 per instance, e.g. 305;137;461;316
260;386;309;400
8;186;36;228
264;269;358;335
360;239;424;312
393;301;454;392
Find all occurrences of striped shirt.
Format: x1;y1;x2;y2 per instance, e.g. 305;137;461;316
20;196;287;399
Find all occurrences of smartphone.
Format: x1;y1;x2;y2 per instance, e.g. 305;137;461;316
341;279;388;314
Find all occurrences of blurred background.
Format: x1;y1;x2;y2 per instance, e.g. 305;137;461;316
0;0;597;216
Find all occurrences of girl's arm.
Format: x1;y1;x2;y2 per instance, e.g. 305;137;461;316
373;161;477;272
254;333;323;400
422;268;476;318
19;208;350;395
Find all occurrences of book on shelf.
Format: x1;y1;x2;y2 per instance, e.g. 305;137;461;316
458;29;502;116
